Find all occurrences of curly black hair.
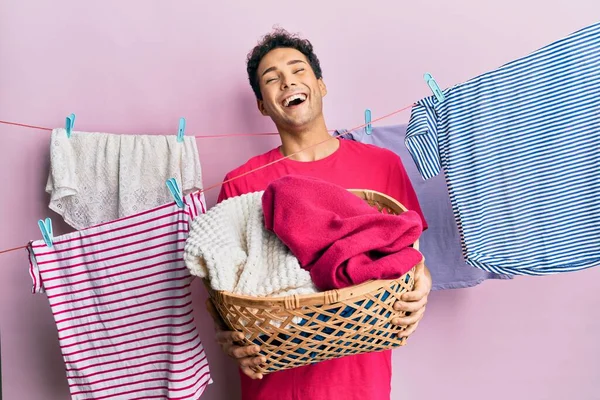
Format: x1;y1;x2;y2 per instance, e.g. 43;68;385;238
246;27;323;100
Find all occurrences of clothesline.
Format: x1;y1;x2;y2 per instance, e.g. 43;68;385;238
0;102;415;256
0;119;283;138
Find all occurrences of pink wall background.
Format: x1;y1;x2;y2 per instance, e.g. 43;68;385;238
1;1;599;399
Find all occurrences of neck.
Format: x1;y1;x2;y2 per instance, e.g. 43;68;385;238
277;118;339;162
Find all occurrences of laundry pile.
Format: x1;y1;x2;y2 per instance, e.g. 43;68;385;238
184;174;424;296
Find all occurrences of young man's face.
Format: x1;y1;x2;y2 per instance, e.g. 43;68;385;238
256;47;327;131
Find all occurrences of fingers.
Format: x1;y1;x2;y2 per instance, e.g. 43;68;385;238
228;344;262;359
391;305;426;339
241;366;264;380
400;262;431;302
396;319;421;338
236;348;265;380
214;329;266;379
400;288;428;302
391;305;426;327
216;331;262;358
216;331;263;360
216;330;244;345
393;296;427;314
400;276;428;302
229;343;265;380
239;353;267;368
206;298;267;381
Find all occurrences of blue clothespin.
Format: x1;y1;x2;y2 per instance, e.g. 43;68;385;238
364;109;372;135
65;113;76;138
166;178;185;208
38;218;53;248
424;73;445;103
177;117;186;143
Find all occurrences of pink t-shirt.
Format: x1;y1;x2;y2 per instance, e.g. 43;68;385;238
218;138;427;400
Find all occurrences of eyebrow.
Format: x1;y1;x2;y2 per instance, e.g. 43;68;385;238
261;60;307;77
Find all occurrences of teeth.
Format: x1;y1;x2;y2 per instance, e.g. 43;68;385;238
283;93;307;107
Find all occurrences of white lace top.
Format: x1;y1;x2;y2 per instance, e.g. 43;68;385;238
46;128;204;230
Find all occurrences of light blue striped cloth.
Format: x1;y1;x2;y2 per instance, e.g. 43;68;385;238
337;125;512;290
405;22;600;276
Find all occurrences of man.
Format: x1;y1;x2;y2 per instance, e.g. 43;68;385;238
211;28;432;400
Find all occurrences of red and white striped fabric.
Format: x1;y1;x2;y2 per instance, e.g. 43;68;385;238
27;191;211;400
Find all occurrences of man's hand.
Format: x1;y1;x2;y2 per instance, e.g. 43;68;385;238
206;299;266;379
216;329;266;379
391;261;432;337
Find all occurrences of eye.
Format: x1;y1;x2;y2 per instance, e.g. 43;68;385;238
265;77;278;84
293;68;305;74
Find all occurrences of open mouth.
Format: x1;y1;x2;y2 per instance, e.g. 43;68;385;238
282;93;307;107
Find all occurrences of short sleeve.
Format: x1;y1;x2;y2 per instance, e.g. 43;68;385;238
217;175;233;204
388;156;428;231
405;99;442;180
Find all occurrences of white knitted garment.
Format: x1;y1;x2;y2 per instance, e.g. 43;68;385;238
184;191;318;298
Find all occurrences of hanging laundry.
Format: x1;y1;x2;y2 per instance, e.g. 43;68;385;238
262;175;424;291
46;128;204;230
184;191;318;297
405;22;600;275
27;192;212;400
337;124;512;289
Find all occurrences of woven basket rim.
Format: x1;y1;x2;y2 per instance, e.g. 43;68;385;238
205;188;421;309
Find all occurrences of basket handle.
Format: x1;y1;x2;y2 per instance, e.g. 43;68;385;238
283;294;300;309
283;289;341;309
324;289;340;304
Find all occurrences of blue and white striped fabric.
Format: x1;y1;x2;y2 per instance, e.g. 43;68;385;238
405;22;600;276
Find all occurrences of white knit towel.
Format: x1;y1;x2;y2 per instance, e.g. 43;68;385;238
184;191;318;298
46;128;204;230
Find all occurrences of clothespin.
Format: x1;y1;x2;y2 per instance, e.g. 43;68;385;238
177;117;186;143
424;73;445;103
364;109;372;135
166;178;185;208
65;113;76;138
38;218;53;248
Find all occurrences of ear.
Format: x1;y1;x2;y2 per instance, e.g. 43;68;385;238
257;99;269;116
318;78;327;97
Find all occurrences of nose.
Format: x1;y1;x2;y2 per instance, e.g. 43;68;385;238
281;72;297;90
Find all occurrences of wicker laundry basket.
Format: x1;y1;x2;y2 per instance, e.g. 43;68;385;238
204;189;421;375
